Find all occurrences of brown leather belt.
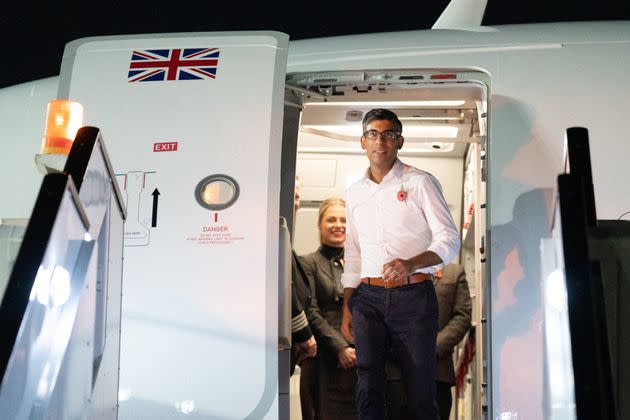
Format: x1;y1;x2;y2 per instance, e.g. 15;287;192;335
361;272;433;289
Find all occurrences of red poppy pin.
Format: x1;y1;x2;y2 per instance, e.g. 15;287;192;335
397;184;407;203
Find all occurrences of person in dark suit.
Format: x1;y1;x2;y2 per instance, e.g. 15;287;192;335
434;263;472;420
291;251;317;374
299;197;358;419
291;176;319;420
291;176;317;374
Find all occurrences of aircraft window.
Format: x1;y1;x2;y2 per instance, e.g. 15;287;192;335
194;174;240;210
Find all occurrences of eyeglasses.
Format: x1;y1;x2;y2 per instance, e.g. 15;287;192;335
363;130;401;141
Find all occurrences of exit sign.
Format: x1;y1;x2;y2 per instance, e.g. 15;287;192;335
154;142;178;152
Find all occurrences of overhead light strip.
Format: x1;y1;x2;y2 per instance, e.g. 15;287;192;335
297;145;455;154
399;116;462;121
304;100;466;107
302;124;459;138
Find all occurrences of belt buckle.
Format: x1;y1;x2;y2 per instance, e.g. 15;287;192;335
384;278;394;288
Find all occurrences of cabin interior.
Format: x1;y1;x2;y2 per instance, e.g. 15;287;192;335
284;69;489;420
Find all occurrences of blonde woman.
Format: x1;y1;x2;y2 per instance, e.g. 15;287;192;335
299;198;357;419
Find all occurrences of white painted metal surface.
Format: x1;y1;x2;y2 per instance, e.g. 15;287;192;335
58;32;288;419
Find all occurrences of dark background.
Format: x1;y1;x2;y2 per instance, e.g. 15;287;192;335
2;0;630;89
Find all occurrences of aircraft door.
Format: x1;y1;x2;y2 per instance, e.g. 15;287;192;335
58;31;289;419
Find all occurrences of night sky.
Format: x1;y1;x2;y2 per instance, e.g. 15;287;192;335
2;0;630;89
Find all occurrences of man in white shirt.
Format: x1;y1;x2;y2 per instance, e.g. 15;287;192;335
340;108;460;420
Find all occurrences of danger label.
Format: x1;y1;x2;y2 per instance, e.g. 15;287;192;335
187;225;245;245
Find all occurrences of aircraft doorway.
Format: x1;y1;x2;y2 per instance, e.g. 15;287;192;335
284;69;489;420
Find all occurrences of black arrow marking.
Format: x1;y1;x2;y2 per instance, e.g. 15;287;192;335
151;188;160;227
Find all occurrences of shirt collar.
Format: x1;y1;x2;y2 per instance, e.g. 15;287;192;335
361;167;371;184
389;159;404;182
362;158;403;185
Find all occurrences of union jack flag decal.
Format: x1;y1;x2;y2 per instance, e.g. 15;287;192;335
128;48;220;82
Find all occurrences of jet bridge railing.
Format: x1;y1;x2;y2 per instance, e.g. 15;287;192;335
0;173;94;419
62;126;127;419
0;126;126;420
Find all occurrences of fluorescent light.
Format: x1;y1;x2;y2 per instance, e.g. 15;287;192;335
297;143;456;154
399;116;462;121
305;100;466;107
302;124;458;138
404;125;459;138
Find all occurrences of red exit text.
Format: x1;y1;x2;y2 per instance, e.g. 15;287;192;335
154;142;178;152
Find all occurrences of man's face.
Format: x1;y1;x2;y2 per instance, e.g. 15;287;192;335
360;119;403;170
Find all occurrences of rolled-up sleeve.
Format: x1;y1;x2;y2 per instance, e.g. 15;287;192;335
341;197;362;288
419;175;460;265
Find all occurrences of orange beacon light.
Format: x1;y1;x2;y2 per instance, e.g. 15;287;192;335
40;100;84;155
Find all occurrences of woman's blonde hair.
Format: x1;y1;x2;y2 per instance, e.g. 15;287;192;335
318;197;346;225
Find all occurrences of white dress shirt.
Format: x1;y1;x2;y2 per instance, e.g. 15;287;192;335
341;159;460;289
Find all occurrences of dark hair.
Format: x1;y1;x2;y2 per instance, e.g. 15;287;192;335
362;108;403;134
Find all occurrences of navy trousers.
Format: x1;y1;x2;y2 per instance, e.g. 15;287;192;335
349;281;439;420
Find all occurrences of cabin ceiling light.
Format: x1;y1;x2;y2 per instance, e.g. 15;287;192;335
399;116;462;121
305;100;466;107
301;124;459;138
297;143;456;154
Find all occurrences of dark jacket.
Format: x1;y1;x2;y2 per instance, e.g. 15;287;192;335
435;263;472;385
299;247;350;363
291;250;313;343
290;251;315;376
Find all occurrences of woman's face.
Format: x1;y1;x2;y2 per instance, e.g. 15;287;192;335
319;204;346;247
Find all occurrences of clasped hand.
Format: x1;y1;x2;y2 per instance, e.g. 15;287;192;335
337;346;356;370
382;258;412;282
295;336;317;364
